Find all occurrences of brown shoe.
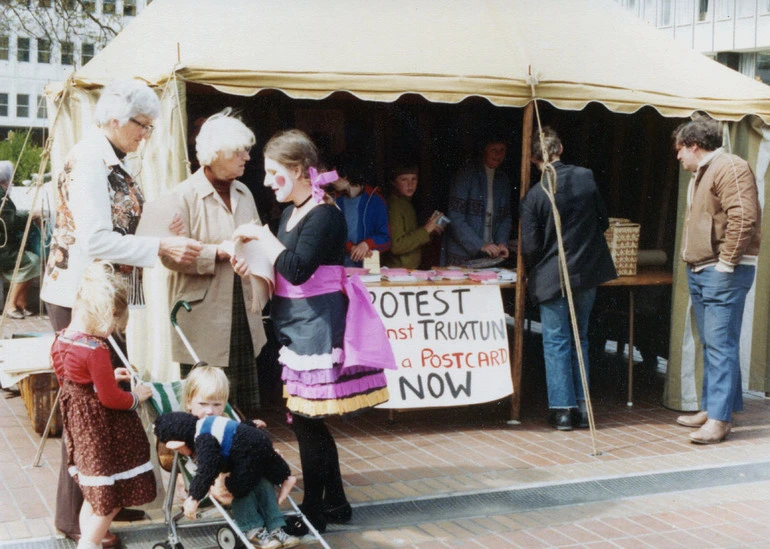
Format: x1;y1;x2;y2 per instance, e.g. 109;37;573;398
676;410;708;428
64;530;120;548
689;419;731;444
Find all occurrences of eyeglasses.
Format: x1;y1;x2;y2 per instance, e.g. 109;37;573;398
129;117;155;135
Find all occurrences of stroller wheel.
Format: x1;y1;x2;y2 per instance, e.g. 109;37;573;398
153;544;183;549
217;526;244;549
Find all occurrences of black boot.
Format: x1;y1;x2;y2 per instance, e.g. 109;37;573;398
570;408;589;429
548;409;573;431
324;502;352;524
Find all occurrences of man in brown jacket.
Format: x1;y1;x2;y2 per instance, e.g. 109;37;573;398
673;117;761;444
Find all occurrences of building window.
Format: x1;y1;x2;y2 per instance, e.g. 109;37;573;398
61;41;74;65
123;0;136;16
39;0;52;7
0;36;8;61
755;53;770;84
717;1;732;19
676;0;694;25
659;0;673;25
36;96;47;119
0;94;8;117
16;94;29;118
81;43;95;65
37;39;50;63
17;37;30;62
103;0;116;15
762;0;770;14
61;0;75;9
83;0;95;13
698;0;711;21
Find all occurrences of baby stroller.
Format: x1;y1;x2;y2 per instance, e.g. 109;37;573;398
142;301;328;549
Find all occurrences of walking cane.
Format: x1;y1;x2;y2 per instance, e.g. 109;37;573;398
171;300;207;368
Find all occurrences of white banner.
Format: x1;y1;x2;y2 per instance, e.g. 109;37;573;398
369;284;513;409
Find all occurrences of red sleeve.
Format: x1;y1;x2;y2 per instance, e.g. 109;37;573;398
86;346;136;410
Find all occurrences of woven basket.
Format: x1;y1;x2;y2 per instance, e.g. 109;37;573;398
19;372;62;436
605;218;640;276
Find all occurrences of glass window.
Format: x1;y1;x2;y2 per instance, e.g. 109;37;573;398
698;0;710;21
0;94;8;117
61;0;75;8
37;39;50;63
0;36;8;61
81;43;95;65
103;0;116;15
61;41;74;65
39;0;52;7
17;37;30;62
738;0;755;17
659;0;673;25
36;96;47;119
16;94;29;118
676;0;694;25
762;0;770;14
123;0;136;16
717;1;732;19
83;0;96;12
755;53;770;84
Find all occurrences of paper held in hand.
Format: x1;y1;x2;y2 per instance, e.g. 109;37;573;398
220;239;275;298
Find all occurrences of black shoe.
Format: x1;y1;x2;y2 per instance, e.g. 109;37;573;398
571;409;589;429
323;502;352;524
296;505;327;534
283;515;309;537
548;409;573;431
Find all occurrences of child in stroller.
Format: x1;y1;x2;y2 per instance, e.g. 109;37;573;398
155;367;299;548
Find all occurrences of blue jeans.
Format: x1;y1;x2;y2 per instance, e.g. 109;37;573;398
539;287;596;409
230;477;285;533
687;265;755;422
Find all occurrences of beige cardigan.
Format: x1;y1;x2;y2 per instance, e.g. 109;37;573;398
162;169;269;366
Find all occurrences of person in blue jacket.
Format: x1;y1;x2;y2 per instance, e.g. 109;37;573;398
443;135;513;266
328;156;391;267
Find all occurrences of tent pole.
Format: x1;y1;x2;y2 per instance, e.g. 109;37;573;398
510;101;534;423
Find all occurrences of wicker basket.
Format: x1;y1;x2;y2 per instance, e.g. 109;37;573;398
605;218;640;276
19;372;62;436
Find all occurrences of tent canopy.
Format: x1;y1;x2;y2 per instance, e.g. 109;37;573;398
66;0;770;122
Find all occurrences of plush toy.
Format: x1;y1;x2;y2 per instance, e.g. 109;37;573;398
154;411;293;518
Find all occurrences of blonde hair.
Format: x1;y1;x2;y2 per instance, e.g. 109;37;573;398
183;366;230;411
73;261;129;337
195;108;256;167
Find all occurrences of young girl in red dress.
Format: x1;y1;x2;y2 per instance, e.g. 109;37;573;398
50;261;155;549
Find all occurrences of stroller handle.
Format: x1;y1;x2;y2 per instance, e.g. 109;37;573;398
171;300;192;327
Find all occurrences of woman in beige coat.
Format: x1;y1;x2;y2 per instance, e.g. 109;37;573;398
163;111;269;414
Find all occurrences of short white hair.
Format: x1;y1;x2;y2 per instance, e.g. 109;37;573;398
195;110;256;167
0;161;13;186
93;79;161;127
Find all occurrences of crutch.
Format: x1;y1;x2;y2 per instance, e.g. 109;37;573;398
170;300;208;368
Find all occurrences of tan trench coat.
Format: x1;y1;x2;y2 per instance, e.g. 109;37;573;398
162;169;269;366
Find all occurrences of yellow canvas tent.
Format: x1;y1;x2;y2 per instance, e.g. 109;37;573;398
46;0;770;413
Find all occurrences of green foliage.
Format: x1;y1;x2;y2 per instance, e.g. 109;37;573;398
0;131;48;184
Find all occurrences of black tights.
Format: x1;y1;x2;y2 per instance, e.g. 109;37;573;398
291;413;347;517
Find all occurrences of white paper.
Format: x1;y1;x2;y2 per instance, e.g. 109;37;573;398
222;239;275;296
136;194;183;237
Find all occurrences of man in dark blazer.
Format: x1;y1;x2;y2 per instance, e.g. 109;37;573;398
520;127;617;430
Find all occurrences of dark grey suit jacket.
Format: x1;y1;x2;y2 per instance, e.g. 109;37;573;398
520;161;617;304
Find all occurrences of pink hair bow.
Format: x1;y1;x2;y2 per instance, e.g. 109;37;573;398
309;166;339;204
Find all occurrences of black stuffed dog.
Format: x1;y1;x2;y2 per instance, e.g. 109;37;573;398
154;411;293;517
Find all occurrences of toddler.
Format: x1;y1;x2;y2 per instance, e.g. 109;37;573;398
183;367;299;548
50;261;155;549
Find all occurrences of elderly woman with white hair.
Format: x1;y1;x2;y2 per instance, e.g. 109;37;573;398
163;110;270;414
0;160;41;318
41;79;202;548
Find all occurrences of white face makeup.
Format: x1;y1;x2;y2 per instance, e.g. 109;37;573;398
264;157;295;203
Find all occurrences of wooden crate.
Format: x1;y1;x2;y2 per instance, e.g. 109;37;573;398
605;218;640;276
18;372;62;436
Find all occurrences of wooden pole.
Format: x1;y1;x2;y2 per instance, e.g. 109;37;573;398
510;102;534;422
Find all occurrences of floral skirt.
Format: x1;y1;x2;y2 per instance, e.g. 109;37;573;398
60;380;155;515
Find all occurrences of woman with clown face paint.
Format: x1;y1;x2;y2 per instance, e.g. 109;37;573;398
233;129;396;533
